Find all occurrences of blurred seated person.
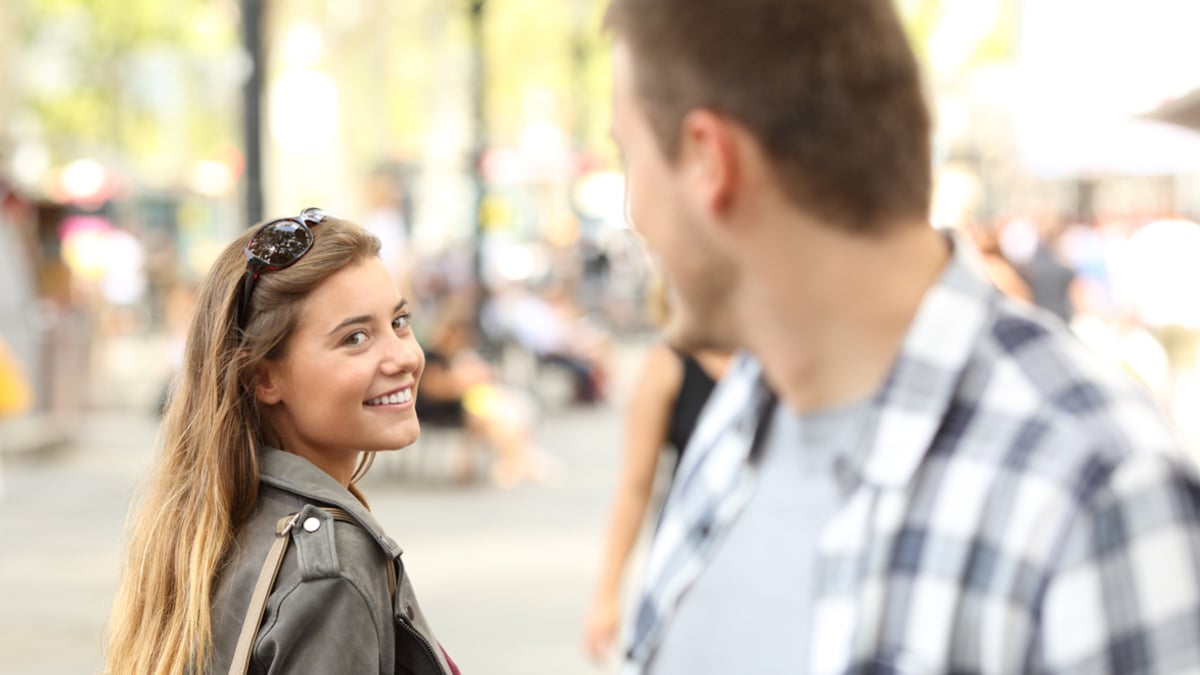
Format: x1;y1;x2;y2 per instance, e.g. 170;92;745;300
499;282;611;404
416;307;561;487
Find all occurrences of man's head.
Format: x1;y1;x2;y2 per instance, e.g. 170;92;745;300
607;0;933;350
605;0;932;232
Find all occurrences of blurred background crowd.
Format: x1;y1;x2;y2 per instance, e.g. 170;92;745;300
1;0;1200;440
0;0;647;445
2;0;1200;672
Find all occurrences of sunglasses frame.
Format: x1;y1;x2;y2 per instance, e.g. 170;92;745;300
236;207;328;330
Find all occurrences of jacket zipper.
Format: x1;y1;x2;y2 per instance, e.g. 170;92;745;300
396;615;449;675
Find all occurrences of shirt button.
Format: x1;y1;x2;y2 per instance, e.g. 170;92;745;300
302;516;321;532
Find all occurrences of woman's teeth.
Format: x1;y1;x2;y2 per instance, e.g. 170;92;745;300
365;390;412;406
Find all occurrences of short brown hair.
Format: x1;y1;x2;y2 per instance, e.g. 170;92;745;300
605;0;932;232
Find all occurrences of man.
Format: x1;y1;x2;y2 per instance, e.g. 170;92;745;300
604;0;1200;673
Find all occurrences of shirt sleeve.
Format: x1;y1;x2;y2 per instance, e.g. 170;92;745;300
1038;453;1200;674
254;576;385;675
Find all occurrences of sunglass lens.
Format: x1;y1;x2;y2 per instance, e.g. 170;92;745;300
247;221;313;266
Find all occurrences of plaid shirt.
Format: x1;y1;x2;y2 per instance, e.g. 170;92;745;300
624;239;1200;675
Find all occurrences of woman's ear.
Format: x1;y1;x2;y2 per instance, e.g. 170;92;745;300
254;361;283;405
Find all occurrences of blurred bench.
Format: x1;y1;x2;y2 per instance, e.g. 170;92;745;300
374;423;489;484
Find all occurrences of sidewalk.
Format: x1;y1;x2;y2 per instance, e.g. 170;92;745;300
0;413;75;455
0;330;169;456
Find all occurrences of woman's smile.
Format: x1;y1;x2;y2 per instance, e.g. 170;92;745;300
364;386;416;408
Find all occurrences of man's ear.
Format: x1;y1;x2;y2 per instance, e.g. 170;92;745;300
254;361;283;405
678;109;739;216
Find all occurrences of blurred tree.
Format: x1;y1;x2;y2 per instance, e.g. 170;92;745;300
16;0;241;189
485;0;610;151
308;0;611;168
899;0;1017;76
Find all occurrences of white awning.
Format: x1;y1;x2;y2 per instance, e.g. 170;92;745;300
1141;87;1200;132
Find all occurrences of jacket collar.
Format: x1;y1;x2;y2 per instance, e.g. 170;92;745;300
258;447;403;558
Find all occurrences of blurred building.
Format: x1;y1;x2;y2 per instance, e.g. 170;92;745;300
913;0;1200;226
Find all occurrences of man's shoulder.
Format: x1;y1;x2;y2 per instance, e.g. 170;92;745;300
946;298;1189;492
973;299;1157;423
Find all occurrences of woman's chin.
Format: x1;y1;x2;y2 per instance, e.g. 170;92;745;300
371;427;421;452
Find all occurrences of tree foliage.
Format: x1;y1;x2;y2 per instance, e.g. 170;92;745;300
17;0;241;184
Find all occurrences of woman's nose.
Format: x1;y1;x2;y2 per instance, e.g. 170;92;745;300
381;334;422;374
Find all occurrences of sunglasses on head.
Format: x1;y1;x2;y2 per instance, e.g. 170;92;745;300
236;207;328;330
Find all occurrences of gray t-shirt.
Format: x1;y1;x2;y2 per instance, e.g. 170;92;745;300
649;399;871;674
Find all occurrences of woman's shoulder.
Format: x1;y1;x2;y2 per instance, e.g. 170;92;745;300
209;494;390;671
221;490;393;590
642;341;686;381
624;342;687;410
256;489;394;587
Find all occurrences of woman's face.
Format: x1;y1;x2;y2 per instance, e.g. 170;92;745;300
256;256;424;484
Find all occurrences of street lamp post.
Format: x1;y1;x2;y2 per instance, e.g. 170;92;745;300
241;0;266;225
571;0;591;151
467;0;489;340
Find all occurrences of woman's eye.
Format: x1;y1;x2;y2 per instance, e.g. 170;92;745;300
344;331;368;346
393;314;410;331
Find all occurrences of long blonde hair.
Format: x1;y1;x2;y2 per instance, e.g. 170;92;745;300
105;216;381;674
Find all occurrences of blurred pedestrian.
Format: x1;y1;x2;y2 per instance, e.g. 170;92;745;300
964;220;1034;303
361;165;412;290
583;280;731;662
106;209;459;674
605;1;1200;674
582;341;730;662
155;282;196;415
997;214;1079;322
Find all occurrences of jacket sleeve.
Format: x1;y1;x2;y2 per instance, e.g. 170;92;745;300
253;576;386;674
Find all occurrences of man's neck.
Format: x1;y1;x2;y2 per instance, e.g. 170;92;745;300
741;220;950;413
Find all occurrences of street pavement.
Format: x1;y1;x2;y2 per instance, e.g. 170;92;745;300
0;341;656;675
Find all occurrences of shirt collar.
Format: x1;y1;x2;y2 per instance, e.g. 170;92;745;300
855;231;999;488
691;231;998;494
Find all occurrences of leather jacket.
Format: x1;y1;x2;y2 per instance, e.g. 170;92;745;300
206;447;456;675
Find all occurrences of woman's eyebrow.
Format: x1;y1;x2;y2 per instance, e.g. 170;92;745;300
326;300;408;337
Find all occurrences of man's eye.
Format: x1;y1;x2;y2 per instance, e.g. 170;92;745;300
393;314;410;331
344;331;368;346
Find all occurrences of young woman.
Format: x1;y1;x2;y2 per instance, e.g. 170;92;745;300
582;279;732;662
105;209;459;675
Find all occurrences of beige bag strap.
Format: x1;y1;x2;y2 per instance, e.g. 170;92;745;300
228;513;299;675
228;507;391;675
